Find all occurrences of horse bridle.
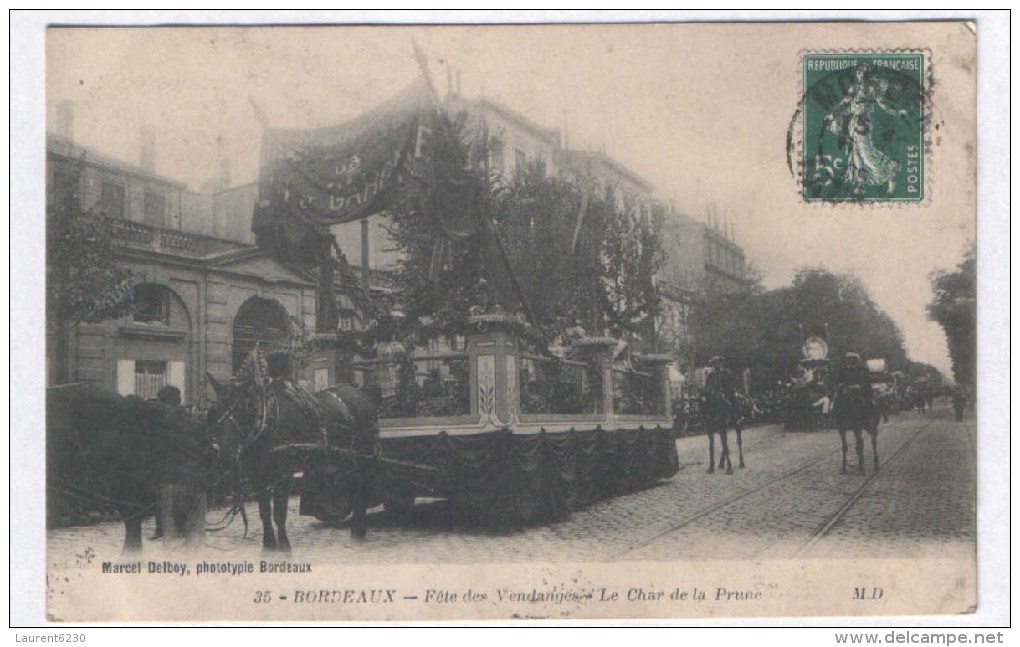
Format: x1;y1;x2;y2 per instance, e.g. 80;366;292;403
214;385;275;454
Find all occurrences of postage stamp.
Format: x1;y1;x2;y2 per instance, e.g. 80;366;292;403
24;20;988;626
800;51;928;203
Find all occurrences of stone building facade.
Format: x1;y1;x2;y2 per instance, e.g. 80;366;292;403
658;212;747;295
46;133;318;405
654;210;749;373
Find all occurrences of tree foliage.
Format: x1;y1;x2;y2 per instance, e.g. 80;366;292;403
928;246;976;387
384;153;665;353
47;161;134;331
47;159;135;383
689;268;912;392
47;209;134;328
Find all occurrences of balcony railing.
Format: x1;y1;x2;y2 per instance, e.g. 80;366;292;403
110;219;212;255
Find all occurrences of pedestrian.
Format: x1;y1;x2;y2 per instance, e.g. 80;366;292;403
952;389;966;422
155;385;212;551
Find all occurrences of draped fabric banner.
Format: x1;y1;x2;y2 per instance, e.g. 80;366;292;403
252;80;482;265
298;427;680;525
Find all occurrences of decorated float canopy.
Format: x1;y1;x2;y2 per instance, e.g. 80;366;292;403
866;358;887;373
801;336;829;361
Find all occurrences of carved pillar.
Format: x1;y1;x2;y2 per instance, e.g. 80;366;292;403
634;353;675;421
309;333;358;388
570;337;617;421
465;314;523;428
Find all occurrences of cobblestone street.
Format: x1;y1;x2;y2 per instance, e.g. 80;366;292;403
48;403;976;567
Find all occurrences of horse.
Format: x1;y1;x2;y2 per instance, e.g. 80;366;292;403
47;383;218;553
701;392;744;475
207;353;379;552
831;385;881;475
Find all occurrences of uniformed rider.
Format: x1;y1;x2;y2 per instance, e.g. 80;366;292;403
832;352;876;413
703;355;738;415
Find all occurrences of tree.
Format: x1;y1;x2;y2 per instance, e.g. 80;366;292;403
383;156;666;353
47;157;134;383
690;268;913;392
928;246;976;387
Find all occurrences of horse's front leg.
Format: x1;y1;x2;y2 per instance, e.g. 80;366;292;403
735;420;745;469
870;428;880;471
273;479;292;554
719;426;733;475
854;429;865;474
350;460;369;541
707;429;716;474
258;489;277;551
839;430;849;474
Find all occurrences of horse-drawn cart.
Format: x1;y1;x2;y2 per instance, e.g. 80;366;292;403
298;315;679;525
784;337;834;431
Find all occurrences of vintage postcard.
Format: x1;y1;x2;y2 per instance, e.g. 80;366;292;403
37;20;983;623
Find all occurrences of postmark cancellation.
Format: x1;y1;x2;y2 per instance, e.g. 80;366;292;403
795;50;931;204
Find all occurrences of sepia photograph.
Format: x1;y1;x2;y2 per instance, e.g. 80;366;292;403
11;11;1007;628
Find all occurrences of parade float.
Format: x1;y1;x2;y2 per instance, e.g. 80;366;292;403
248;55;678;525
300;316;678;524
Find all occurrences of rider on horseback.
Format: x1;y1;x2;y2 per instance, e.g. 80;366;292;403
704;356;738;414
702;355;744;474
832;352;876;414
832;351;881;474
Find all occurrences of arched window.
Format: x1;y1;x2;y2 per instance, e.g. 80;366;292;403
116;283;191;401
232;297;292;373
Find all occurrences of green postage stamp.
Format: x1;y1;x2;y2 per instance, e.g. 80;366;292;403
800;51;928;203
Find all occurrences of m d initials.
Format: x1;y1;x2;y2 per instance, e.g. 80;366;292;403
852;587;884;600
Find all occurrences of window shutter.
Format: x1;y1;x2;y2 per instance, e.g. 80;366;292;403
167;361;186;403
116;359;135;395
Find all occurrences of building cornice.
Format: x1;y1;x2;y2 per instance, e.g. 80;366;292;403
468;98;561;146
47;134;187;190
115;246;316;288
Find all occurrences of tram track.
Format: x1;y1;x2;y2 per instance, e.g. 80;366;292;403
608;445;841;560
611;418;932;561
789;421;931;558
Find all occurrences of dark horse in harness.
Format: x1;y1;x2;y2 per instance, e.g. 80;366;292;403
47;383;218;553
832;384;881;475
207;350;379;552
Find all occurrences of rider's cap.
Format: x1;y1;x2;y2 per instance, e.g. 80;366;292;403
156;384;182;406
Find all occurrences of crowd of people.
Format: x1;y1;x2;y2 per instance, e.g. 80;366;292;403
671;355;972;437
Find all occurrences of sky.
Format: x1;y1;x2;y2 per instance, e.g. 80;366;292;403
45;23;976;377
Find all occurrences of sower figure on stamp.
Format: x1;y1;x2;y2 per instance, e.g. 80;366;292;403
702;355;743;474
822;65;910;196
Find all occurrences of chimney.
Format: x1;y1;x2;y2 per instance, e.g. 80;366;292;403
140;124;156;172
219;158;231;187
56;101;74;141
